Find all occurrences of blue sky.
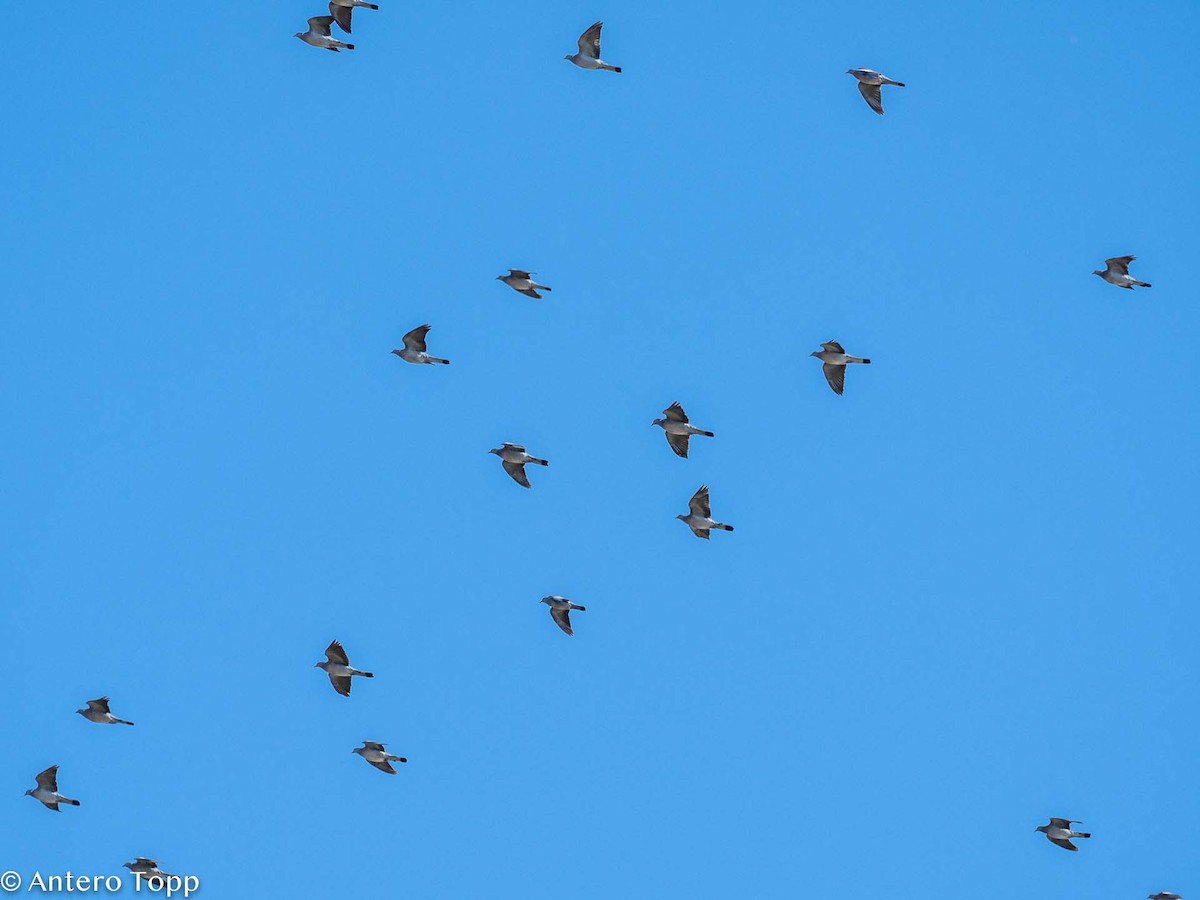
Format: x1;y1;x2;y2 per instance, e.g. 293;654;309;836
2;0;1197;896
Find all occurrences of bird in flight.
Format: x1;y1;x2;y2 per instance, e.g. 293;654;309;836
1035;817;1091;851
810;341;871;395
392;324;450;366
565;21;622;73
25;765;80;812
76;696;134;726
846;68;905;115
652;402;714;459
1093;255;1152;290
315;640;374;697
353;741;408;774
294;15;354;51
496;269;553;299
677;485;734;540
541;595;587;636
328;0;378;34
489;443;549;488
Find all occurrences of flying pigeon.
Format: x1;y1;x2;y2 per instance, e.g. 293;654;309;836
677;485;734;540
353;741;408;774
565;21;622;73
652;402;714;458
1148;893;1183;900
328;0;378;34
76;696;134;726
294;15;354;51
25;765;80;812
496;269;552;299
123;860;171;889
1094;255;1152;289
846;68;905;115
1035;817;1091;851
391;324;450;365
810;341;871;395
489;443;549;488
541;595;587;636
314;640;374;697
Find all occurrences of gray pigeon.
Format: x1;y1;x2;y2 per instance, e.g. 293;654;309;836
329;0;378;34
810;341;871;395
123;859;171;889
489;443;549;488
541;595;586;636
353;741;408;774
1035;817;1091;851
677;485;734;540
652;402;714;459
76;696;134;726
25;765;80;812
496;269;552;299
294;15;354;51
391;324;450;365
846;68;905;115
565;21;622;73
314;640;374;697
1148;893;1183;900
1094;255;1151;289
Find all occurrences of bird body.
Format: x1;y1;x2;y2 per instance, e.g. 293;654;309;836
353;741;407;774
328;0;378;34
496;269;552;299
541;595;587;636
1036;817;1091;851
123;859;171;888
565;22;622;73
677;485;734;539
25;766;80;811
489;443;549;488
1148;893;1182;900
76;696;134;725
810;341;871;395
652;402;714;458
392;324;450;365
847;68;905;114
315;640;374;696
1094;255;1151;289
295;15;354;51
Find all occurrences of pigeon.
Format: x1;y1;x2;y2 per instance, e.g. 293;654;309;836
846;68;905;115
1148;893;1183;900
565;21;622;73
123;859;171;889
391;324;450;365
541;595;586;636
652;402;714;459
1035;817;1092;851
353;741;408;774
489;443;549;488
328;0;378;34
810;341;871;395
496;269;552;299
25;765;80;812
314;640;374;697
677;485;734;540
294;15;354;51
1094;255;1152;289
76;696;134;725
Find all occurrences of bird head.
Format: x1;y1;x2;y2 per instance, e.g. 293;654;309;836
390;349;403;357
1091;270;1104;277
313;662;326;669
809;351;821;358
539;597;552;606
651;417;665;427
24;789;34;797
293;32;305;40
74;708;86;717
488;448;501;456
676;514;688;522
1035;825;1048;834
563;55;574;62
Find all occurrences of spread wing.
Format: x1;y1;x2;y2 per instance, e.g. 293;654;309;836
822;363;845;395
87;697;111;713
858;81;884;114
550;606;574;635
503;460;532;488
508;269;533;279
688;485;711;518
329;1;353;32
821;341;846;353
307;15;334;36
519;287;543;299
1048;817;1079;829
1049;837;1079;851
369;758;398;774
663;402;688;423
1105;256;1134;275
577;21;603;59
666;431;690;458
36;766;59;791
330;673;353;697
689;524;711;540
402;324;431;352
325;640;349;665
362;741;386;751
502;443;526;451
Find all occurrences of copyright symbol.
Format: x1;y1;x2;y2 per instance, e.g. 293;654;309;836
0;870;20;892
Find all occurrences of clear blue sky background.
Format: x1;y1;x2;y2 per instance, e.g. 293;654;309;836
2;0;1197;896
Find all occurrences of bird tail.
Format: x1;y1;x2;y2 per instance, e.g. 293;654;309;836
856;358;872;364
118;719;135;726
344;43;355;50
701;430;714;437
533;284;552;292
392;756;408;763
571;604;587;611
365;2;379;6
433;358;450;365
717;524;734;531
67;799;80;806
532;458;549;466
887;80;906;87
1075;832;1091;839
1135;281;1151;288
361;672;374;678
604;65;622;73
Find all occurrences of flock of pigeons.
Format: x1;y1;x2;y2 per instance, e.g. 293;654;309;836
20;7;1170;895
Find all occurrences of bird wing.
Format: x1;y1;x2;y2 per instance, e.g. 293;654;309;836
1105;256;1134;275
663;401;688;423
689;523;711;540
858;82;885;114
307;15;334;36
363;741;386;751
666;431;690;458
87;697;111;713
1048;817;1078;829
577;21;604;58
508;269;532;279
502;460;532;488
329;1;353;32
821;341;845;353
822;363;845;395
688;485;711;517
330;673;353;697
369;758;397;774
519;287;543;299
325;640;349;665
36;766;59;791
550;606;574;635
503;443;526;451
402;324;431;352
1049;837;1079;851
